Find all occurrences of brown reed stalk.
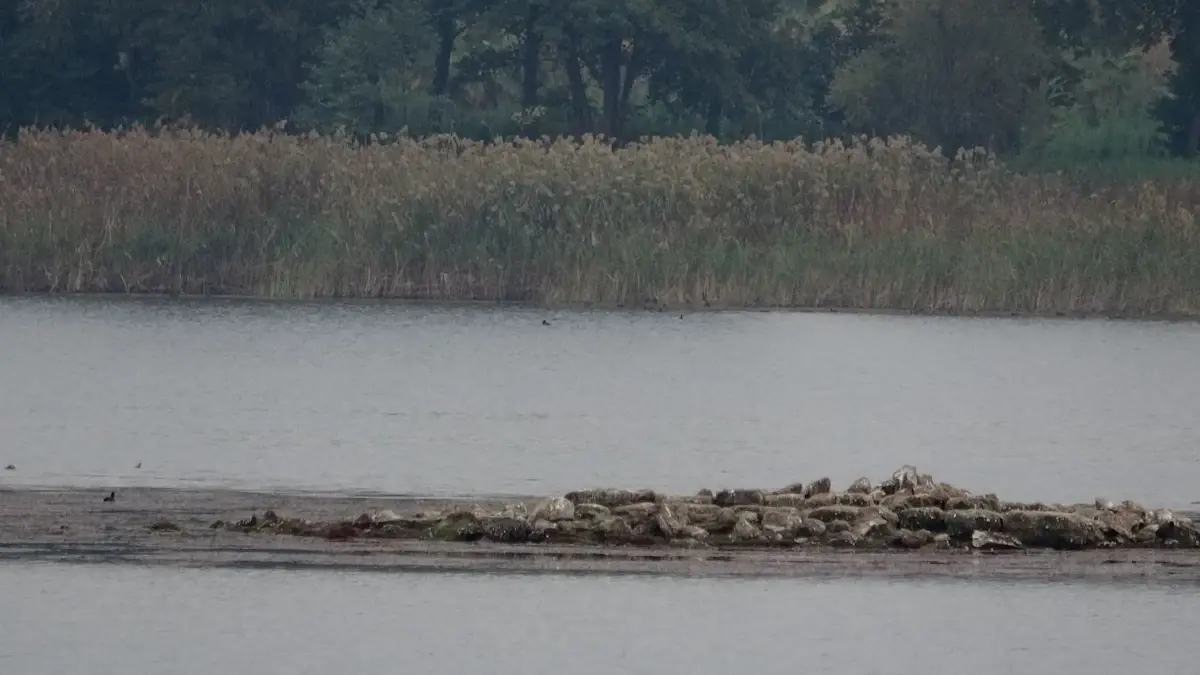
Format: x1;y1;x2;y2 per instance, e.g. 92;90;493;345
0;127;1197;316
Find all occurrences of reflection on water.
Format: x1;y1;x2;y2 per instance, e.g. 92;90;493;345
0;561;1197;675
2;295;1199;506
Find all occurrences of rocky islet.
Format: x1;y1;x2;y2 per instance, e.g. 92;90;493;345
209;466;1200;552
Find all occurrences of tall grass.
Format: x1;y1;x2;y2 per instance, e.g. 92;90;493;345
1;127;1198;316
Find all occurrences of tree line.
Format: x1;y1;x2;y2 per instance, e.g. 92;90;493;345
2;0;1198;159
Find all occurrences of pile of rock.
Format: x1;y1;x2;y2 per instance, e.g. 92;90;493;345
213;466;1200;552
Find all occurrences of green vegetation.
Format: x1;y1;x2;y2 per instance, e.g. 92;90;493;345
1;0;1199;314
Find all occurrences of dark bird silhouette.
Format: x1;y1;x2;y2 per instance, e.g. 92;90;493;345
103;491;116;502
3;464;14;471
542;319;550;326
135;462;142;469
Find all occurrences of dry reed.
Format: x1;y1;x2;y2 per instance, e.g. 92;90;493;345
1;127;1198;315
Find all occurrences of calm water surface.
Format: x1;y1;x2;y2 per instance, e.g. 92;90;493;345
2;295;1199;506
1;562;1198;675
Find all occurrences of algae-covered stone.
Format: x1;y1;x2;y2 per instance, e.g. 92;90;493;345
565;489;642;508
892;529;927;549
530;497;576;522
765;493;807;508
598;517;634;543
680;503;722;529
943;509;1004;538
898;507;947;533
482;517;530;543
945;495;1001;512
808;505;862;524
1001;510;1105;550
430;511;484;542
1156;520;1200;548
654;503;682;539
847;477;872;494
852;515;896;541
731;516;762;542
761;506;801;528
803;492;841;508
971;530;1023;551
575;503;611;519
857;505;900;527
612;502;657;525
774;482;806;495
828;531;859;547
714;489;766;507
826;519;851;534
795;518;827;538
804;477;832;498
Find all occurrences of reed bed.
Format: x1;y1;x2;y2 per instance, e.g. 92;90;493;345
1;127;1198;316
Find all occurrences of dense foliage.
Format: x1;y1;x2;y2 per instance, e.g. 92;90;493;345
2;0;1198;160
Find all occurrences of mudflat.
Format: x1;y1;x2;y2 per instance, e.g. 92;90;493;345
2;486;1199;584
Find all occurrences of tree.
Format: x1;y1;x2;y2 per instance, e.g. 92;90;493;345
295;0;434;135
828;0;1054;153
139;0;359;130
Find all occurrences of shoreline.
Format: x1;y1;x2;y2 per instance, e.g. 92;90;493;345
3;479;1199;583
4;291;1199;324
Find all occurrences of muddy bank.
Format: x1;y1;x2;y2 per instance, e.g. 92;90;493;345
3;467;1199;582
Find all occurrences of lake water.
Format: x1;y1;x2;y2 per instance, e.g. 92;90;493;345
1;561;1198;675
2;295;1200;506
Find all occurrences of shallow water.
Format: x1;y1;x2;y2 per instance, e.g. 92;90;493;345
2;295;1199;506
0;561;1197;675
